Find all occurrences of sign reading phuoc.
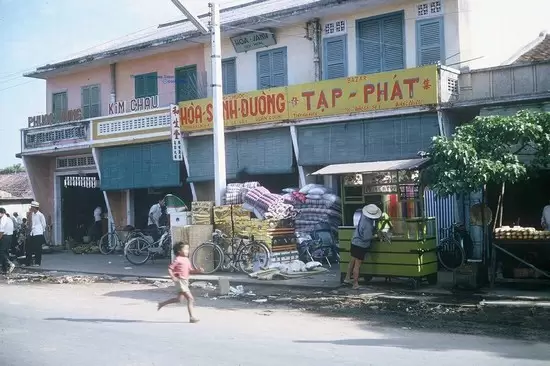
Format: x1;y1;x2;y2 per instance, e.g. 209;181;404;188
28;108;82;128
170;104;183;161
179;65;439;132
230;29;277;53
108;95;159;115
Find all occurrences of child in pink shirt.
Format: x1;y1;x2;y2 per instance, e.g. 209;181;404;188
157;242;203;323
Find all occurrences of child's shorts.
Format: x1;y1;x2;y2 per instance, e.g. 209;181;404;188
174;278;190;293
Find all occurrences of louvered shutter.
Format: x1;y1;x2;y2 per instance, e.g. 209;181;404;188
324;36;347;79
417;18;444;66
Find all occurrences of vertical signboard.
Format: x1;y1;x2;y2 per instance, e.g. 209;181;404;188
170;104;183;161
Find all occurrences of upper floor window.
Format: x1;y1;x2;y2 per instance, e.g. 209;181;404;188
175;65;198;102
357;12;404;74
134;72;158;99
416;17;445;66
81;84;101;119
52;91;67;120
257;47;287;89
222;58;237;95
323;35;348;79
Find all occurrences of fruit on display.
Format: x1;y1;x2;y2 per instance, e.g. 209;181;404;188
71;245;101;254
494;226;550;240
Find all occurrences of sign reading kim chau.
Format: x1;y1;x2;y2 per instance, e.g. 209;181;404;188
170;104;183;161
178;65;438;132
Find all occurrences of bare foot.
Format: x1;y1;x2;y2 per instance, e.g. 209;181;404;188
190;317;200;323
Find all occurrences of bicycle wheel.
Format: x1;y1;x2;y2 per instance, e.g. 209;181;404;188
237;241;271;273
124;237;152;265
437;237;465;271
191;242;224;274
99;233;119;255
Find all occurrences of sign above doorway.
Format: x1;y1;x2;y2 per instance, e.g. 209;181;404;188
108;95;159;115
230;29;277;53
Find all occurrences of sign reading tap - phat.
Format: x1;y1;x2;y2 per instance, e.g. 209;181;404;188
179;65;438;132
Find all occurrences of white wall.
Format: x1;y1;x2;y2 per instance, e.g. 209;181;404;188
204;24;314;96
461;0;550;69
1;202;31;218
204;0;462;91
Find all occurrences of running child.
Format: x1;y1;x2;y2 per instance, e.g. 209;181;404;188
157;242;203;323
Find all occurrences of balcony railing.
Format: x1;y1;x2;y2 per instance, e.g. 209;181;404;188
22;120;90;150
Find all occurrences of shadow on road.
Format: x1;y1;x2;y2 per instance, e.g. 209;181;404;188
294;336;550;362
44;317;186;324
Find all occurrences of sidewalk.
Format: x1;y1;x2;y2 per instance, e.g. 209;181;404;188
26;251;550;301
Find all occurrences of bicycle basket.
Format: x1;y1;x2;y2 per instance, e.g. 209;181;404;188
164;194;188;212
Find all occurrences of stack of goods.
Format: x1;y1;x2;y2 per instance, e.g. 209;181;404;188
494;226;550;241
242;186;297;220
191;201;214;225
224;182;261;204
284;184;342;235
234;218;296;251
213;205;234;237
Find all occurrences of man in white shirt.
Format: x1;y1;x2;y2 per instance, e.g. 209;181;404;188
147;198;165;242
0;207;15;275
542;201;550;230
26;201;47;267
92;206;103;242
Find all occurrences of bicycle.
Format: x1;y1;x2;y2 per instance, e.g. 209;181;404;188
191;230;271;274
124;226;172;265
99;222;147;255
437;223;467;271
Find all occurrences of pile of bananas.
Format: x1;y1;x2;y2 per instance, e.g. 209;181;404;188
71;245;101;254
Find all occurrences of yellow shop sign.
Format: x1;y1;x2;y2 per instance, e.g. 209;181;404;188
179;65;438;132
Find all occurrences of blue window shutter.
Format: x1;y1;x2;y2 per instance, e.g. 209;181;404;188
416;17;445;66
323;35;347;79
81;86;91;119
145;72;158;97
357;19;382;74
358;13;404;74
175;66;198;102
222;58;237;94
381;15;404;71
134;75;145;98
90;85;100;118
270;48;287;87
257;47;287;89
53;92;67;120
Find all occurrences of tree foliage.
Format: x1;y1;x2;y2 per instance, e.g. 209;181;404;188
0;163;25;174
422;110;550;196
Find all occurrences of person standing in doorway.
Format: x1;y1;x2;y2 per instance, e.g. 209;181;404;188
92;206;103;242
344;204;382;290
26;201;46;267
0;208;15;275
541;199;550;230
147;198;165;242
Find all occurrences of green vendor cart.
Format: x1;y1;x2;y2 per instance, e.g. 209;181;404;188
311;158;439;289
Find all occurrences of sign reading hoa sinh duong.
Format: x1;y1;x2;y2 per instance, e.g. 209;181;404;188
178;65;438;132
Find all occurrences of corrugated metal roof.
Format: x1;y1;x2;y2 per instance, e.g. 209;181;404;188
0;172;33;199
28;0;323;75
311;158;430;175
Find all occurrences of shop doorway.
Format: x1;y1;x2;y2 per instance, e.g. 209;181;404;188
61;174;104;242
133;186;193;229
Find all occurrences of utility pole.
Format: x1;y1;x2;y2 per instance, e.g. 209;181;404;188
171;1;226;206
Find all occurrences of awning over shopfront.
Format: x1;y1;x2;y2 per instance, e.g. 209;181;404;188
186;127;293;182
311;158;430;175
99;141;181;190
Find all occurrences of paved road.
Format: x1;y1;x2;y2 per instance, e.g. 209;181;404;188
0;282;549;366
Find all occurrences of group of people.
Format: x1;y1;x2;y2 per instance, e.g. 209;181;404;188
0;200;47;276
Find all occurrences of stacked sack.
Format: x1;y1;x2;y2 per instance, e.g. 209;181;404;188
224;182;260;204
285;184;342;235
242;186;296;220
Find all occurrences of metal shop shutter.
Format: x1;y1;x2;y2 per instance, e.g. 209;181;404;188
236;128;293;175
99;141;181;190
186;134;238;182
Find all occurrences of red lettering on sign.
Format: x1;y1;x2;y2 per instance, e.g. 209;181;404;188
206;104;213;122
331;88;343;107
377;82;388;102
363;84;375;103
391;81;403;101
316;91;328;110
403;78;419;98
302;91;315;110
275;93;285;113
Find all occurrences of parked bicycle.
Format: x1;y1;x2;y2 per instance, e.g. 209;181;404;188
99;222;147;255
437;223;468;270
191;230;271;274
124;226;172;265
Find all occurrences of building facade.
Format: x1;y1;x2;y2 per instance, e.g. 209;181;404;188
20;0;548;246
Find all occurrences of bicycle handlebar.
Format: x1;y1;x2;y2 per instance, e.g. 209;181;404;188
213;229;228;239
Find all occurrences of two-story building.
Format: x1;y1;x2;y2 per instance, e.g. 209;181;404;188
19;0;549;246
